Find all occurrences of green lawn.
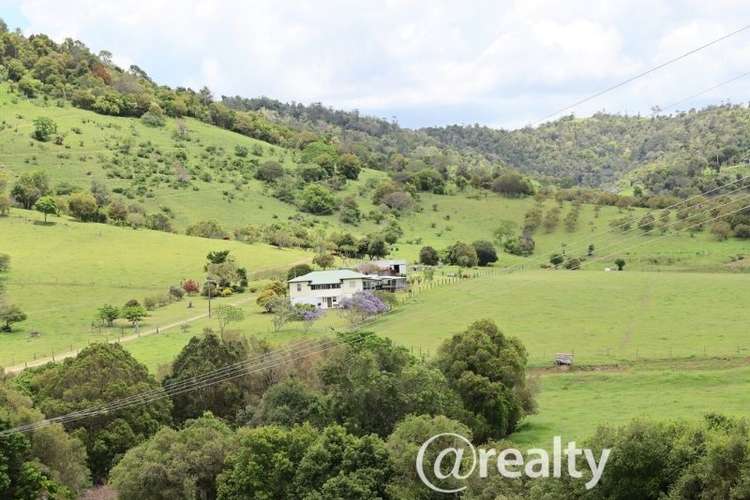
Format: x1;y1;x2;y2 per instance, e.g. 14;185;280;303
511;362;750;448
369;270;750;366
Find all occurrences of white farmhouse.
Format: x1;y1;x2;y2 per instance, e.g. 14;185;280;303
288;269;407;309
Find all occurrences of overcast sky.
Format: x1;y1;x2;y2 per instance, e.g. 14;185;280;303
3;0;750;129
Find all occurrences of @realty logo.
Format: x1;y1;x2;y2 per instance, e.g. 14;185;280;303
416;433;611;493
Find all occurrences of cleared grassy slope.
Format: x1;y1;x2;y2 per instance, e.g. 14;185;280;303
0;208;309;367
368;270;750;366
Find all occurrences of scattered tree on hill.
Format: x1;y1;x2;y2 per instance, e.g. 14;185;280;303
186;220;227;239
419;245;439;265
11;171;50;209
639;213;656;233
254;160;285;183
67;192;99;222
615;258;626;271
31;117;57;142
491;172;533;197
503;232;535;257
121;304;147;327
472;240;498;266
33;195;57;222
96;304;119;327
444;241;478;267
214;304;245;338
711;221;732;241
300;184;337;215
0;303;27;332
312;253;335;269
550;253;564;267
339;196;361;224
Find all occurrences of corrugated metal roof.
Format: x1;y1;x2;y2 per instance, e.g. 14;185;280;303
288;269;367;284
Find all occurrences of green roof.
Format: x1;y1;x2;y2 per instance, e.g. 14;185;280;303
288;269;367;285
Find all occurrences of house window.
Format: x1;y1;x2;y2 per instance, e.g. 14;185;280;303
296;284;302;292
332;297;337;303
311;283;341;290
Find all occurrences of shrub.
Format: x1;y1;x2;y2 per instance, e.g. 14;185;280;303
419;246;439;265
32;117;57;142
300;185;336;215
472;240;498;266
186;220;227;239
287;264;313;280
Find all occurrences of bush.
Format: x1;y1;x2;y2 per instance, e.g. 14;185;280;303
472;240;498;266
32;117;57;142
444;241;478;267
186;220;227;239
419;246;439;266
300;185;336;215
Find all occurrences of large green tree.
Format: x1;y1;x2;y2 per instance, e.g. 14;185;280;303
434;319;534;441
110;414;236;500
24;343;172;481
164;334;248;424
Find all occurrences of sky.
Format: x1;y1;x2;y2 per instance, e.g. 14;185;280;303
3;0;750;129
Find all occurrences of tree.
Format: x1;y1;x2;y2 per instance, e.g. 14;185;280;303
0;419;66;499
434;319;534;442
33;195;57;222
67;192;99;222
251;379;328;427
254;160;285;183
366;236;390;259
493;220;517;245
444;241;478;267
186;220;227;239
214;304;245;338
182;279;201;295
287;263;313;280
319;336;464;437
164;335;248;424
419;246;439;266
32;117;57;142
386;415;473;499
339;291;389;326
312;253;335;269
339;196;361;224
300;184;337;215
711;221;732;241
491;172;533;197
11;171;50;209
26;343;171;481
121;304;147;327
337;153;362;180
110;414;236;500
550;253;564;267
292;425;392;498
472;240;498;266
96;304;119;327
0;304;27;332
614;258;626;271
639;213;656;233
218;425;318;500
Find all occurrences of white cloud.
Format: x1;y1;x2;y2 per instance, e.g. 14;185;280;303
9;0;750;128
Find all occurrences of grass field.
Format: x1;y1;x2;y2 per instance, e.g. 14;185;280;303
369;270;750;366
0;208;309;367
511;360;750;447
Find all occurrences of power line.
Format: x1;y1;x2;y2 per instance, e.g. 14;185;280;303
654;70;750;114
533;23;750;125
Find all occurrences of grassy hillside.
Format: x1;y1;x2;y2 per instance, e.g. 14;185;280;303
369;270;750;366
0;208;309;367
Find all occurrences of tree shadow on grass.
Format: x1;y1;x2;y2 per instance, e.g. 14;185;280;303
32;220;56;226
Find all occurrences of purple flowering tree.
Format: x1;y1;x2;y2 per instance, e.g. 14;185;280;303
339;291;389;326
